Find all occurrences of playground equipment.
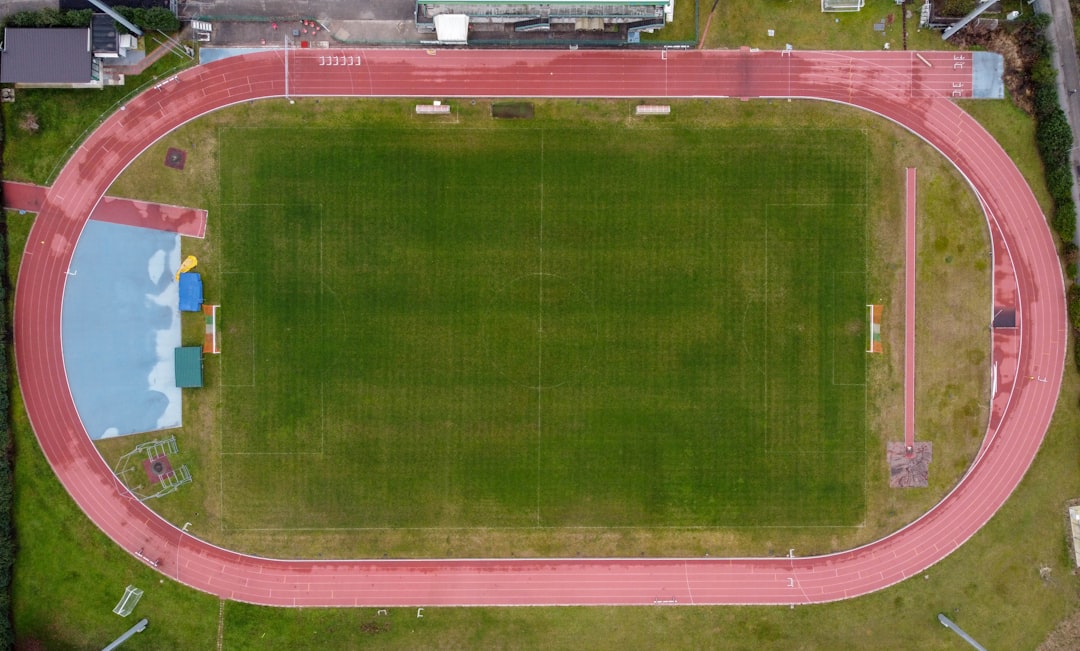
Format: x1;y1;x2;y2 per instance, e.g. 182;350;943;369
113;436;192;500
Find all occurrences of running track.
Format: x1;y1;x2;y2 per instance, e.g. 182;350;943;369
14;49;1066;606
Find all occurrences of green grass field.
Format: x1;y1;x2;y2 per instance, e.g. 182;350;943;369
215;125;869;531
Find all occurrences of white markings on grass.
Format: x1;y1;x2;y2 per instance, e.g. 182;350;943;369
764;203;868;459
831;271;867;388
764;205;769;454
217;280;256;388
536;131;545;527
320;209;326;457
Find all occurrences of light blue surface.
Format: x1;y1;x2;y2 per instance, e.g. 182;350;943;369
62;221;182;440
972;51;1005;100
199;47;272;65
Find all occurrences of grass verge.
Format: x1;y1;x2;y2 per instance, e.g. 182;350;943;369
0;36;193;185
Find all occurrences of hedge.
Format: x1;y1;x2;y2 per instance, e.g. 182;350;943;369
113;7;180;33
1;9;92;29
0;105;15;649
1070;285;1080;373
1;7;179;34
1023;14;1079;246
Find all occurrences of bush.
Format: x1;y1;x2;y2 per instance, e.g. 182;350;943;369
0;109;15;647
0;102;14;651
1054;201;1077;246
1070;284;1080;374
1023;16;1079;245
2;8;91;29
1070;284;1080;333
114;7;180;33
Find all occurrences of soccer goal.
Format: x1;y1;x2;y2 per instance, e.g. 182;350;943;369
112;585;143;617
821;0;865;11
203;304;221;354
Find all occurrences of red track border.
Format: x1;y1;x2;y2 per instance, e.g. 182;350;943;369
14;49;1066;606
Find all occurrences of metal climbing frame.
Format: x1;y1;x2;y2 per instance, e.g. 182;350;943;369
113;435;193;500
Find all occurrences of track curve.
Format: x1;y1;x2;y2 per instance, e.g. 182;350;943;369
14;49;1066;606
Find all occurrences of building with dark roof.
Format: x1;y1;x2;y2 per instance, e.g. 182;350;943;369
0;28;97;87
0;18;140;88
416;0;674;43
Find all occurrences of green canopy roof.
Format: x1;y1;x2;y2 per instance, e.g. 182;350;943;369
174;346;203;388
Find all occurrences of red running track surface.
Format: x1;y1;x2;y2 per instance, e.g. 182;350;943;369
3;181;207;238
905;168;917;453
13;49;1066;606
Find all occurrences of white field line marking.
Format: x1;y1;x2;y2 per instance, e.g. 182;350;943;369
831;271;867;388
536;130;544;526
223;521;867;532
221;451;324;456
861;137;870;522
764;206;769;454
320;208;326;456
763;201;869;458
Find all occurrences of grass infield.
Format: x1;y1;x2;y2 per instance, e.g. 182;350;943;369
215;125;869;531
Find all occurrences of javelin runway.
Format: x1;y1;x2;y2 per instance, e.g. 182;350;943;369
13;49;1065;606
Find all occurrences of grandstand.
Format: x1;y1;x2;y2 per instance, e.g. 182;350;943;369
416;0;674;42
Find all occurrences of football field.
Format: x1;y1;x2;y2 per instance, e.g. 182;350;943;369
216;125;868;530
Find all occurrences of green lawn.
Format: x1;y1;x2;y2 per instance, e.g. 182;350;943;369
215;125;869;531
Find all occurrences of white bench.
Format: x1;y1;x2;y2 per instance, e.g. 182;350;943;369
635;105;671;115
416;104;451;114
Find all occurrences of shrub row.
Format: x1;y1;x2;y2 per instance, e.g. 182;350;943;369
1070;284;1080;372
2;8;92;29
0;109;15;648
2;7;178;34
113;7;180;33
1023;13;1079;246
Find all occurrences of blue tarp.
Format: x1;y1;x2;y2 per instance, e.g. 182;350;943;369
178;272;203;312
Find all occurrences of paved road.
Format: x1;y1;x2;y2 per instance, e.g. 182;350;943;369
1039;0;1080;257
0;0;54;20
13;49;1066;606
179;0;415;21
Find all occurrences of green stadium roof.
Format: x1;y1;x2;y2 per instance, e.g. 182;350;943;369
174;346;204;388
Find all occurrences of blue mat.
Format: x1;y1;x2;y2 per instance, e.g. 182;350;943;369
179;272;203;312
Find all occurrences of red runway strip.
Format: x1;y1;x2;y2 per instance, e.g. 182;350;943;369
905;168;917;452
2;181;47;213
89;195;207;238
13;49;1065;607
4;181;207;238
